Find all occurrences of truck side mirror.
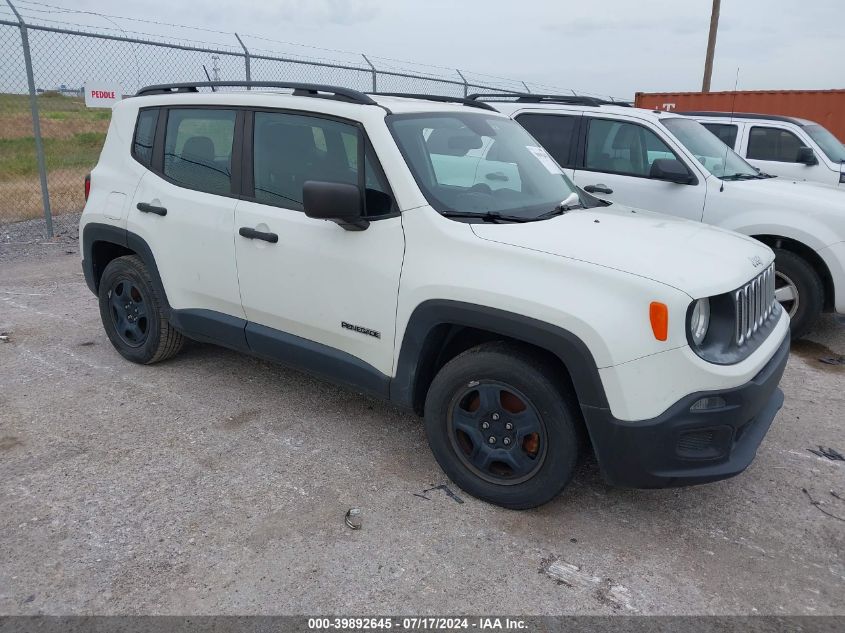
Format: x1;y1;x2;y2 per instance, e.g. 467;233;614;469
649;158;695;184
796;146;818;166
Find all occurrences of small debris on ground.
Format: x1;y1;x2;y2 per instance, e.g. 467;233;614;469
541;558;600;588
0;332;9;342
808;446;845;461
802;488;845;522
412;484;464;504
344;507;362;530
539;555;637;611
819;356;845;366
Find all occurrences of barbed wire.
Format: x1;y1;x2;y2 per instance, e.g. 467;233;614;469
7;0;629;100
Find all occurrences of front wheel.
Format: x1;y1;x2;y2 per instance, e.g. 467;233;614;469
424;342;582;509
773;248;823;339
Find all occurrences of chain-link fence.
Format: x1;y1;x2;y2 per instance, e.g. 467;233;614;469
0;1;622;243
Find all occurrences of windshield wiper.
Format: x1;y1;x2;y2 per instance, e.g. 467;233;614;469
532;201;585;221
721;173;760;181
439;210;535;223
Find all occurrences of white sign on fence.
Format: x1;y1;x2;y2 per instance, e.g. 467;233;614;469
84;82;122;108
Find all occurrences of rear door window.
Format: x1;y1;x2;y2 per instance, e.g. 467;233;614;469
701;123;738;149
515;113;579;168
163;108;237;196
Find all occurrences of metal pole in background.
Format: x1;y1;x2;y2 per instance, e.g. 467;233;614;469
7;0;52;237
702;0;721;92
455;69;468;97
234;32;251;88
361;54;376;92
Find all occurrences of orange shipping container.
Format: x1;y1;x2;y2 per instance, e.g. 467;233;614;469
634;89;845;142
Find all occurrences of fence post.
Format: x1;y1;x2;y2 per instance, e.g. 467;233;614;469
455;69;468;97
361;54;376;92
234;33;251;88
7;0;52;237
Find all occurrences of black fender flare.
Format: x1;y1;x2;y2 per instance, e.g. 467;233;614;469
389;300;609;412
81;223;172;316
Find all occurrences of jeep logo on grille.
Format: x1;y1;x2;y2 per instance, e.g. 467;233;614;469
749;255;763;268
342;321;381;339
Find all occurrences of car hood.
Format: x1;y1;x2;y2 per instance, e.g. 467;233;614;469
470;204;773;299
728;175;845;201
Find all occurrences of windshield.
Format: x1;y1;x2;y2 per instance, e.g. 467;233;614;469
661;117;759;179
387;112;580;219
804;124;845;163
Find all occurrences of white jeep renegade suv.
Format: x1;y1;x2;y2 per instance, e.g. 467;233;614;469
80;82;789;509
481;94;845;338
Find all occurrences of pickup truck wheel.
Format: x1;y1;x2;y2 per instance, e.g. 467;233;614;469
424;342;580;509
773;248;823;339
98;255;184;364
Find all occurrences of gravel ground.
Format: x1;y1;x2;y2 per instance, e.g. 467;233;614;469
0;214;80;264
0;245;843;615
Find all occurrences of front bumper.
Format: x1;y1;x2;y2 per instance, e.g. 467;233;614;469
582;333;789;488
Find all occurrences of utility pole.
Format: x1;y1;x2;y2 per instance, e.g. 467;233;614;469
701;0;721;92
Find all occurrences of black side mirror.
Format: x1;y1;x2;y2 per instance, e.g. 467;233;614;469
303;181;368;231
796;146;818;166
650;158;694;184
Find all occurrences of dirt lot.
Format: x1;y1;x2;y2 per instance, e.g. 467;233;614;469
1;244;843;615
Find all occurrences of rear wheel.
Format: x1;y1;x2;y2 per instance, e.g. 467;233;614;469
98;255;184;364
424;342;581;509
773;248;823;339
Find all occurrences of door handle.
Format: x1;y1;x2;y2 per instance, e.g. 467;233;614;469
239;227;279;243
136;202;167;216
584;184;613;195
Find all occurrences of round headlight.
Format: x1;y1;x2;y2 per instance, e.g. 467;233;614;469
690;298;711;346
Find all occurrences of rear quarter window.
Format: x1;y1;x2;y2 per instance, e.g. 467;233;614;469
132;108;159;167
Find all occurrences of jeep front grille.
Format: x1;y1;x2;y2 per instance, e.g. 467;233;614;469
735;263;776;346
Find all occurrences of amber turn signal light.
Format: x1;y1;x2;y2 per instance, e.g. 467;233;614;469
649;302;668;341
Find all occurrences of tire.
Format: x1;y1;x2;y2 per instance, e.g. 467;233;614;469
98;255;184;364
773;248;823;340
424;341;582;509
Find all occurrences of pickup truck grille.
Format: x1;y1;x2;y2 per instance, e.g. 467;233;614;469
735;263;776;346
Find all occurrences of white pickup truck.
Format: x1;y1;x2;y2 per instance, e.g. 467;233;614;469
684;112;845;190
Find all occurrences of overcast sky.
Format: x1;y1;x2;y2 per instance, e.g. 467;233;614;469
13;0;845;98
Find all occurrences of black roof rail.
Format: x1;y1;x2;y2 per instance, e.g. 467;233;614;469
135;81;378;105
468;92;632;107
677;111;807;125
368;92;498;111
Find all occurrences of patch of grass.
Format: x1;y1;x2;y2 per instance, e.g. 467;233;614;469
1;92;114;220
0;132;107;180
